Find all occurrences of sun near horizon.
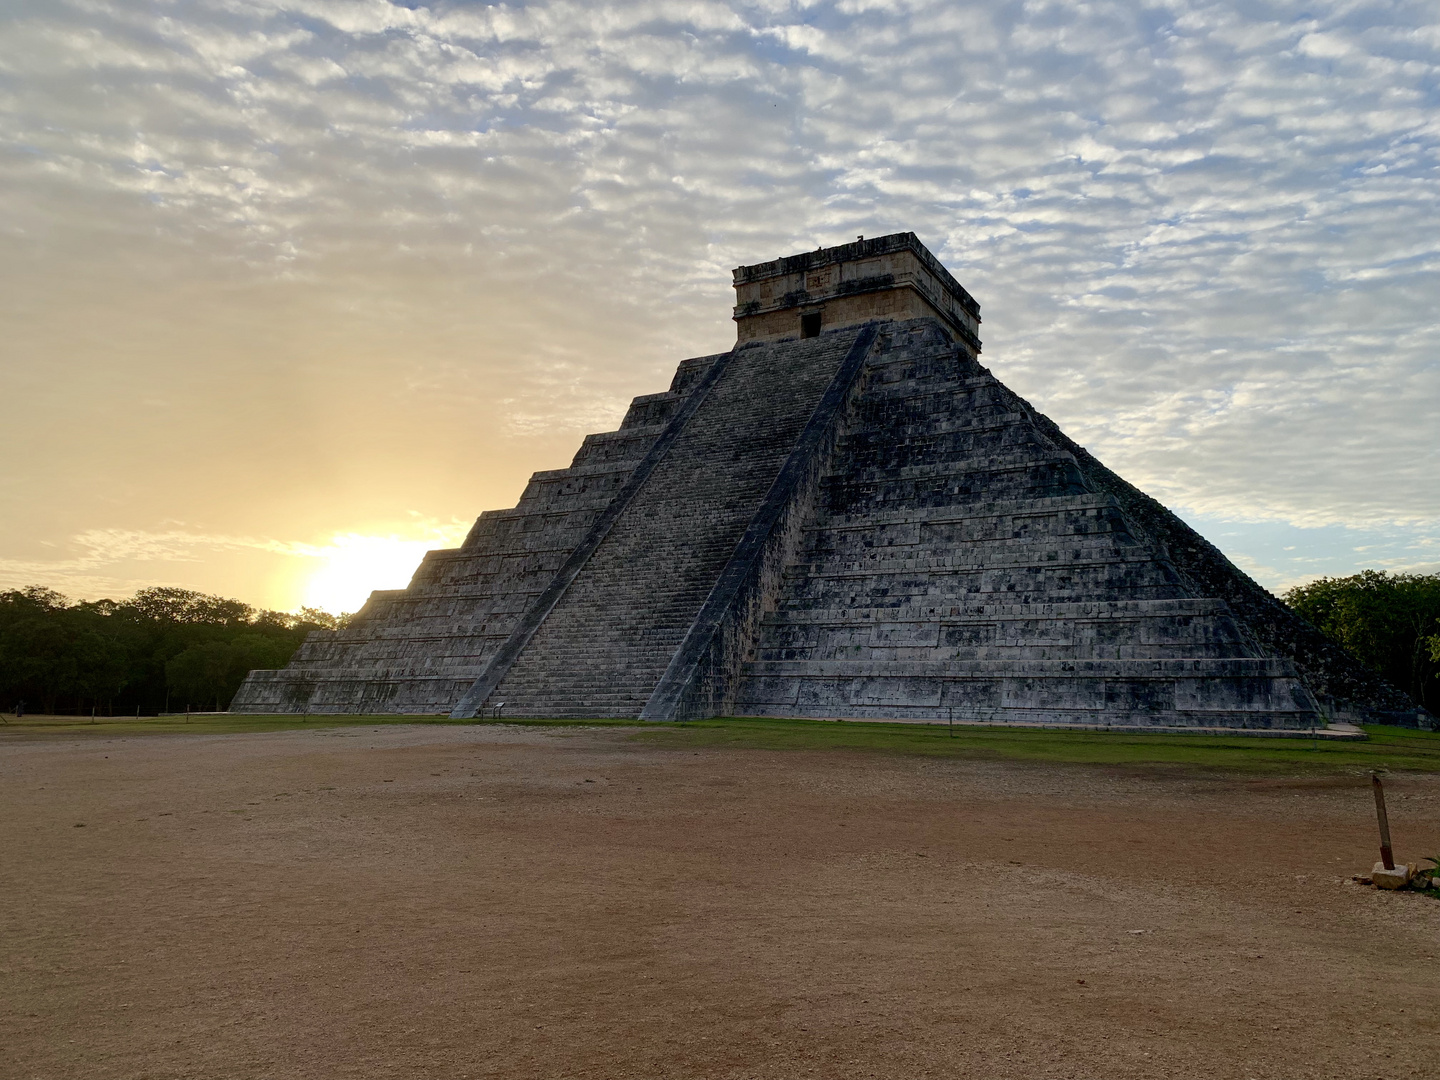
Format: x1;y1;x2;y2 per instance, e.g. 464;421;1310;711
294;531;465;617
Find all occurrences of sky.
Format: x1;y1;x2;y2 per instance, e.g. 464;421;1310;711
1;0;1437;615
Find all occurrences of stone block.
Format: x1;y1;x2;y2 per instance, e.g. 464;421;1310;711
1372;862;1412;890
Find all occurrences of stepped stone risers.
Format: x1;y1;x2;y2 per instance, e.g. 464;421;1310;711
759;643;1251;663
851;382;1013;426
466;495;624;538
275;660;502;685
817;494;1119;531
499;705;643;720
825;461;1089;513
864;359;970;392
791;535;1158;575
343;583;547;632
399;570;579;596
781;566;1189;607
841;450;1083;487
838;412;1039;460
733;703;1315;731
738;681;1313;717
617;354;724;427
404;559;579;597
786;555;1173;588
846;397;1077;460
758;616;1253;658
230;670;473;714
744;657;1304;679
861;354;980;385
857;359;992;387
734;663;1315;725
499;470;644;519
566;427;670;468
617;392;686;430
797;530;1139;568
840;427;1055;474
765;597;1235;621
506;634;688;663
288;635;506;669
488;329;867;716
842;408;1033;439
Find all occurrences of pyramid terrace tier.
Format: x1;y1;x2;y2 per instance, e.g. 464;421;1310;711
229;351;729;714
734;655;1317;729
754;597;1259;662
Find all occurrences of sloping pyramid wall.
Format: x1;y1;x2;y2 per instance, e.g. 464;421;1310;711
231;352;724;714
730;322;1316;727
464;327;873;718
233;316;1415;727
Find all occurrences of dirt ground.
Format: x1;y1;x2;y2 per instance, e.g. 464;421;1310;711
3;724;1439;1079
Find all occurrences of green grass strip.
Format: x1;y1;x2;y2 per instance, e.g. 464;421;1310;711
4;712;1438;775
631;716;1440;775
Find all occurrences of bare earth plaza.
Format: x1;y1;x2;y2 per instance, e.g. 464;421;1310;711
6;721;1440;1078
5;236;1439;1078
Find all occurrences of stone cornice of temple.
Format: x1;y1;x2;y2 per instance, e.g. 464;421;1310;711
732;232;980;319
730;232;982;352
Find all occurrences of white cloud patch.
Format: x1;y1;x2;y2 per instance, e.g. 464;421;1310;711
0;0;1437;602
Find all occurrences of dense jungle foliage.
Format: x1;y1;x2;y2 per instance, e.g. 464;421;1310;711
0;586;348;715
1283;570;1440;714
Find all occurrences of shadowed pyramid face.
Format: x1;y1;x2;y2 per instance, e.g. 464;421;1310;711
232;237;1414;728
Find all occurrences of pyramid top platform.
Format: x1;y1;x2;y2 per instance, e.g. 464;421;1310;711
732;232;982;353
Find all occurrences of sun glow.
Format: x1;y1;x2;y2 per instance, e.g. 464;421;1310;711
298;532;454;616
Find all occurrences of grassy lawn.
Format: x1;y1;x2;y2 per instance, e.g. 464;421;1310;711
4;711;1439;775
636;717;1440;775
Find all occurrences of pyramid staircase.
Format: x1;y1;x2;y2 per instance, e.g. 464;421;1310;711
454;326;875;718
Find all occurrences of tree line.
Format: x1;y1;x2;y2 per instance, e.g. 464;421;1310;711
1282;570;1440;714
0;585;349;716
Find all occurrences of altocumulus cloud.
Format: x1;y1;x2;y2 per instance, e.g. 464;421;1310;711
0;0;1436;607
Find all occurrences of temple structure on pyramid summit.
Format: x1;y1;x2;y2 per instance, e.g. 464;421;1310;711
232;232;1424;730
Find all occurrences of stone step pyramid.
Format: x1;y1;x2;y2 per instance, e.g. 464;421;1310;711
232;233;1416;728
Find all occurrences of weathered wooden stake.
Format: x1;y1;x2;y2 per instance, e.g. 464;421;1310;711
1371;772;1395;871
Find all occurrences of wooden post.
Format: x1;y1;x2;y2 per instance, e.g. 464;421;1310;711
1372;772;1395;871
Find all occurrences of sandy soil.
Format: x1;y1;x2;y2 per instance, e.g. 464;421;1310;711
3;724;1439;1079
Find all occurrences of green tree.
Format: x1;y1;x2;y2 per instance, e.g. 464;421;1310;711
1284;571;1440;711
126;587;252;626
165;634;297;711
0;582;342;715
0;616;127;714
